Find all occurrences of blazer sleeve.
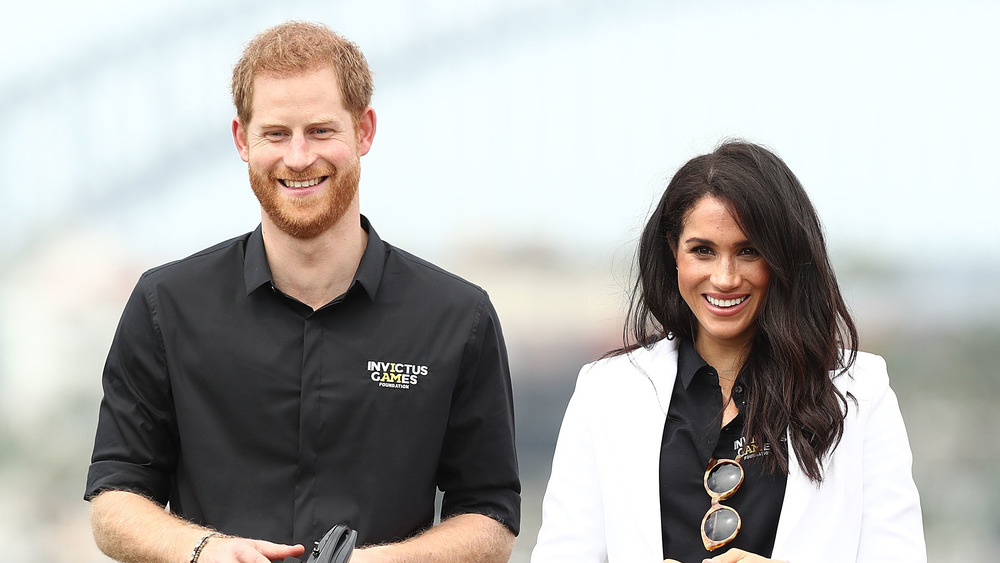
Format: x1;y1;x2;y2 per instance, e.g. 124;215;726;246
856;355;927;562
531;365;609;563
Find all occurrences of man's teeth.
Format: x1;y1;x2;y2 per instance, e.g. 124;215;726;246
283;178;322;188
706;295;749;308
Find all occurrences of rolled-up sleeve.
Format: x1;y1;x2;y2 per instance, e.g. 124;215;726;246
436;295;521;535
85;275;176;504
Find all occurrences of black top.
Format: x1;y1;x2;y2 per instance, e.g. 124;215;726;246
85;216;520;547
659;338;786;560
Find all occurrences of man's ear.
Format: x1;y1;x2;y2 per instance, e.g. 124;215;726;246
355;107;376;156
232;117;250;163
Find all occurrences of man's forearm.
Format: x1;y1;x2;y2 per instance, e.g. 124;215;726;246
90;490;305;563
354;513;514;563
90;490;212;563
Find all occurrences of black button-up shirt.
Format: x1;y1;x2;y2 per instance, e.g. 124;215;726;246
659;338;786;560
86;217;520;547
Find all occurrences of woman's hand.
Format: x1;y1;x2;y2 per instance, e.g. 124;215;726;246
664;548;789;563
702;548;789;563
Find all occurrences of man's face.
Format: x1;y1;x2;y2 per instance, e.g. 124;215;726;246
233;67;375;239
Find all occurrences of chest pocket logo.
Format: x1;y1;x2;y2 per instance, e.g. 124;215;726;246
367;360;429;390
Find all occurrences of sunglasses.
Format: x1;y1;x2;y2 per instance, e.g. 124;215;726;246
700;457;745;551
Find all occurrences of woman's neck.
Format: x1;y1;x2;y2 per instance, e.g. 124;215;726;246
693;334;751;395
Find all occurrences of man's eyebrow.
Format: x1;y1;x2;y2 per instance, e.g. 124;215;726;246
256;121;286;130
256;117;342;129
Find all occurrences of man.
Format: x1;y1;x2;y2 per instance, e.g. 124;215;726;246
85;21;520;563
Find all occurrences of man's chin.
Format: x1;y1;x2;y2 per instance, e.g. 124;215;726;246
250;163;360;240
268;215;338;240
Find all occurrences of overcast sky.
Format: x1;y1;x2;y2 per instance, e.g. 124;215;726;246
2;0;998;268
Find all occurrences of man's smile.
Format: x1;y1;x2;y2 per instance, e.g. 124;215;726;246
280;176;327;188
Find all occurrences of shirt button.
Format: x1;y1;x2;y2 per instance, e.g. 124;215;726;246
733;384;744;395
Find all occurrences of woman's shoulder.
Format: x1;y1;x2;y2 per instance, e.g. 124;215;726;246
585;338;675;369
564;339;678;420
835;350;892;399
576;338;679;389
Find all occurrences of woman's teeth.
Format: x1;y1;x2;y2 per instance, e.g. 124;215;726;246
706;295;748;308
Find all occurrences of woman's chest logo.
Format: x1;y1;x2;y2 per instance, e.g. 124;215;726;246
733;436;772;460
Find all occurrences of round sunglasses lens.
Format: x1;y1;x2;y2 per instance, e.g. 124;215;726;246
704;506;740;542
706;462;742;495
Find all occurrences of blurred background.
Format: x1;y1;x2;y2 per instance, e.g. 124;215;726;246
1;0;998;560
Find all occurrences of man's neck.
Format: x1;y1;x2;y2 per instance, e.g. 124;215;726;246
261;213;368;311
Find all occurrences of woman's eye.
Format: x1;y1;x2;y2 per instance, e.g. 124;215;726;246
739;247;760;257
691;246;713;256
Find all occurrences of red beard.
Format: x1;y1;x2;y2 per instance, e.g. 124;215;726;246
249;156;361;240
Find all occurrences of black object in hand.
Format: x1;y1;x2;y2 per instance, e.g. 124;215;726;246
283;524;357;563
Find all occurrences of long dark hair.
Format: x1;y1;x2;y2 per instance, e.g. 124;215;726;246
616;140;858;482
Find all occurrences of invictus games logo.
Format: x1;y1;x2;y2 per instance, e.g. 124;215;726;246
733;435;771;461
368;360;429;390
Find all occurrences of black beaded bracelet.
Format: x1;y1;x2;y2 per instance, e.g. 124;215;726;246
190;531;219;563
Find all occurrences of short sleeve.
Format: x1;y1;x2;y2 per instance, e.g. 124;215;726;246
435;295;521;535
85;275;177;504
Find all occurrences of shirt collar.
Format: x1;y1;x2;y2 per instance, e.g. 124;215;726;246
676;337;709;390
244;225;271;295
352;215;385;301
677;337;750;408
243;214;386;301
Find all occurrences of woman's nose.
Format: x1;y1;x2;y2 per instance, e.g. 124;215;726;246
710;258;742;290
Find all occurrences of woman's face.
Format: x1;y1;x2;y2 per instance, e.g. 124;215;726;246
674;195;771;354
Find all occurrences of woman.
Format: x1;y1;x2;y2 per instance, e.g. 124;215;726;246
531;141;924;563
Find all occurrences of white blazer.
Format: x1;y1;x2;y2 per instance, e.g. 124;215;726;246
531;339;925;563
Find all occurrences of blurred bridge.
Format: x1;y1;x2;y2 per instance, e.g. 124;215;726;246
0;0;656;266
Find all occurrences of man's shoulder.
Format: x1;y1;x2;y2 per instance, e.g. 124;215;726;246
381;242;489;301
138;232;252;285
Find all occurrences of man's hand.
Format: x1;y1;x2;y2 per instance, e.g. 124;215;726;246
197;536;305;563
90;490;304;563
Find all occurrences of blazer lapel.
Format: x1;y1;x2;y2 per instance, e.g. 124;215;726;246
771;431;815;555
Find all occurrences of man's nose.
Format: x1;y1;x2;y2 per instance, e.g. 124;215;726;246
283;134;317;171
